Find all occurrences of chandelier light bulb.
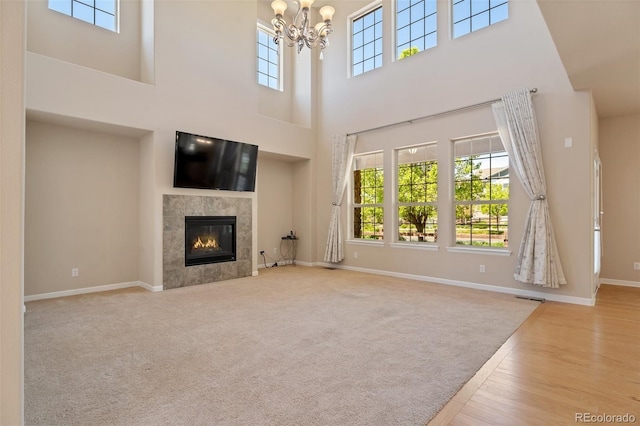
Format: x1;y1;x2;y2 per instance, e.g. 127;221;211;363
319;5;335;22
299;0;315;10
271;0;287;16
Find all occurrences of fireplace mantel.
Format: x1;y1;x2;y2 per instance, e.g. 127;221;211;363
163;195;252;290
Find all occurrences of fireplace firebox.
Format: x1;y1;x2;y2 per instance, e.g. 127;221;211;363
184;216;236;266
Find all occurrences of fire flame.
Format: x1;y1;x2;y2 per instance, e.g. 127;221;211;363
193;236;218;249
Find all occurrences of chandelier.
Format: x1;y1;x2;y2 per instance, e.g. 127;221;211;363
270;0;335;57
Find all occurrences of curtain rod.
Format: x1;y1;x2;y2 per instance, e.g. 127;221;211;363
348;88;538;137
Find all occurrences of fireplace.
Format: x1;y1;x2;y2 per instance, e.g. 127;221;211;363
184;216;236;266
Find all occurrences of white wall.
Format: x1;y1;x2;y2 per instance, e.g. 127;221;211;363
25;120;141;296
257;156;294;266
599;113;640;285
314;0;595;301
0;0;25;422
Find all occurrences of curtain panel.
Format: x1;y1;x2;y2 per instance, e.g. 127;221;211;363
492;89;567;288
324;134;357;263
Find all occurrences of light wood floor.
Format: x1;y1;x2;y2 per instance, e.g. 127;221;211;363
429;284;640;425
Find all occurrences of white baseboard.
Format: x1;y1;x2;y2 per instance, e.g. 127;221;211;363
314;262;596;306
24;280;162;302
257;259;313;269
600;278;640;288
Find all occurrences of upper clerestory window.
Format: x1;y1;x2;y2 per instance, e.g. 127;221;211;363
48;0;118;32
396;0;437;60
452;0;507;39
351;4;383;77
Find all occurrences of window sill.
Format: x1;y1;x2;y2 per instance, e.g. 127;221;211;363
346;239;384;247
390;242;438;251
446;246;512;256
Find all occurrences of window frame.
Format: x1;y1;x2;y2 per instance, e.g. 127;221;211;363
451;0;509;39
347;0;384;78
48;0;119;32
451;132;510;251
394;0;438;61
394;142;439;246
257;22;283;92
350;151;385;243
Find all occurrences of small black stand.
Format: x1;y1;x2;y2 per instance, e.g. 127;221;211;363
280;236;298;265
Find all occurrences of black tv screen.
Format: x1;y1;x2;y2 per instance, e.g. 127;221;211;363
173;131;258;192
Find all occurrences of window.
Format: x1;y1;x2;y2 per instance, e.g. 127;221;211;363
397;144;438;243
257;25;281;90
48;0;118;32
353;152;384;240
352;5;383;77
396;0;437;59
452;0;508;38
453;134;509;248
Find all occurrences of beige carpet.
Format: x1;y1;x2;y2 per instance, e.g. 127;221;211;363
25;266;539;426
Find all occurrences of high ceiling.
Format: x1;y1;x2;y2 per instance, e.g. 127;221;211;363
529;1;638;119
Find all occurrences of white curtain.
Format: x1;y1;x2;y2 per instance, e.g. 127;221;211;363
492;89;566;288
324;134;357;263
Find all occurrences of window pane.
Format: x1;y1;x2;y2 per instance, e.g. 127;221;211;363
363;11;374;27
472;0;489;15
424;0;436;15
259;59;269;74
364;26;375;44
375;22;383;39
398;9;410;28
453;21;470;38
353;47;364;64
353;32;364;49
258;44;268;59
258;73;268;86
424;32;436;50
398;26;410;45
49;0;71;14
72;1;95;24
258;30;269;45
471;11;490;31
269;77;278;89
491;3;508;23
410;2;424;18
95;9;115;31
268;63;278;77
353;63;363;76
375;38;383;55
268;49;279;64
411;21;425;39
453;0;471;21
363;42;375;60
95;0;114;14
363;58;375;73
375;7;383;22
398;0;411;12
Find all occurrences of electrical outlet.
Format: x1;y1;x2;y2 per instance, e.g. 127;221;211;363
479;265;485;273
273;247;278;254
71;268;79;277
634;262;640;270
259;250;265;255
353;251;358;259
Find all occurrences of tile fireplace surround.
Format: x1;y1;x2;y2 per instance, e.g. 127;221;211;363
163;195;252;290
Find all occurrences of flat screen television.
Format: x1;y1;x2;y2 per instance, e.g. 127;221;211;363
173;131;258;192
